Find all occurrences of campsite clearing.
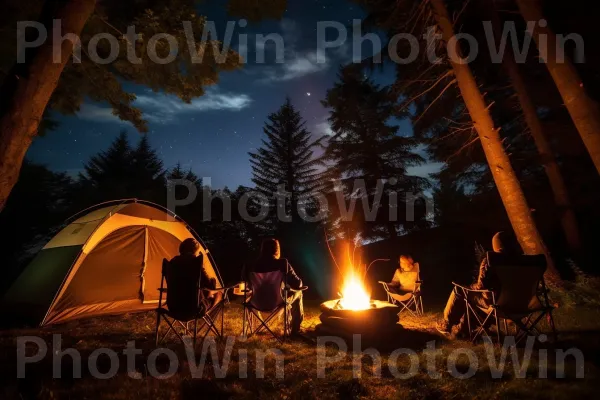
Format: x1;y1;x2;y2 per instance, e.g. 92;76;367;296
1;301;598;399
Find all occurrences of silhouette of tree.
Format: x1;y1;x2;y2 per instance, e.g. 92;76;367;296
78;131;164;205
0;161;73;290
0;0;288;211
322;66;428;240
249;98;325;235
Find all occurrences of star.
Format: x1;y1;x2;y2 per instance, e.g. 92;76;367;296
306;92;311;96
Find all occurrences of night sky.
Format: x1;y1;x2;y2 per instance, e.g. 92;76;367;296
26;0;440;189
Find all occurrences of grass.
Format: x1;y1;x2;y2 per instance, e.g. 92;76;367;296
1;300;599;399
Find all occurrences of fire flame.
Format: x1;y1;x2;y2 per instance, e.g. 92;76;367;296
339;272;371;310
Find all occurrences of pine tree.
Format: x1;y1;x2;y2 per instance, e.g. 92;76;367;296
0;0;289;212
516;0;600;176
166;162;202;222
249;98;325;234
0;161;73;282
131;135;165;202
78;131;165;204
322;66;428;240
79;131;133;202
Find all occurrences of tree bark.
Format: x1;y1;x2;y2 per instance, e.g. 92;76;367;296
491;9;582;254
0;0;96;212
430;0;561;284
516;0;600;176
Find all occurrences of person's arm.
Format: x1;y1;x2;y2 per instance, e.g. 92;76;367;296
282;259;302;289
198;254;215;289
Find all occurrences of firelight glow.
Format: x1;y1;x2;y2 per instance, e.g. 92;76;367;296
339;273;371;310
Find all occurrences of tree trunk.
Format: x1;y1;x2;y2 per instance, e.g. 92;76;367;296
491;9;582;254
0;0;96;212
516;0;600;176
430;0;561;284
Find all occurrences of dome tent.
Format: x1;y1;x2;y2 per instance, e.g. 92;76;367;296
2;200;222;326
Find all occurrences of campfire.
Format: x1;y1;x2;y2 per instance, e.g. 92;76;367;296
339;272;371;310
316;241;400;336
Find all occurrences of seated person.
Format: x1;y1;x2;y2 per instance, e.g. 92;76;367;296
166;238;220;320
436;231;519;337
387;255;419;294
245;238;304;335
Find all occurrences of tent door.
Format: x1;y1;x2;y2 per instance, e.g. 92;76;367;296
140;226;158;304
140;226;182;303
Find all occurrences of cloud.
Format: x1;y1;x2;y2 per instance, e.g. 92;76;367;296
260;50;329;82
77;88;253;125
136;89;252;123
315;120;334;137
77;104;130;125
254;18;333;83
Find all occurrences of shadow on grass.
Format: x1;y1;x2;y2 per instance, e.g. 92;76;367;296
313;323;446;353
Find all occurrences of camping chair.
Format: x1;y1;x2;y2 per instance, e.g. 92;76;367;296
452;252;556;344
242;269;307;342
155;258;234;347
379;266;423;317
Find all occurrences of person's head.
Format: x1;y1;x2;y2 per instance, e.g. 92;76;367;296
179;238;200;256
492;231;520;255
399;255;415;271
260;238;281;260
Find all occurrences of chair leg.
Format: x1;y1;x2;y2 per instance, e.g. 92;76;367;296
155;311;161;346
414;298;420;316
548;310;558;343
494;310;500;344
283;305;288;340
465;299;472;341
221;303;225;337
193;318;198;349
242;307;246;337
471;310;494;343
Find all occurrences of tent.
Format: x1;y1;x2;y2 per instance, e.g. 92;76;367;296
2;200;222;326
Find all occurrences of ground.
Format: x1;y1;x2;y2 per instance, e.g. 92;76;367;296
0;300;598;399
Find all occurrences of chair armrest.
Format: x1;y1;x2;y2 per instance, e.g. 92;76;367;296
452;282;492;293
204;285;237;297
217;284;239;291
288;286;308;292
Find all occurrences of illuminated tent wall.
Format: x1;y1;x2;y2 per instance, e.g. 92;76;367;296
2;200;222;326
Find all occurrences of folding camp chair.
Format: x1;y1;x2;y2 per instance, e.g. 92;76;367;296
242;269;307;342
379;266;423;316
452;252;556;344
155;258;234;347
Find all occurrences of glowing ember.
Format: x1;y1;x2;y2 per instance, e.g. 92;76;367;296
339;273;371;310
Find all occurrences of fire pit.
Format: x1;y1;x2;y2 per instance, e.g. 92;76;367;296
316;270;400;337
318;299;399;335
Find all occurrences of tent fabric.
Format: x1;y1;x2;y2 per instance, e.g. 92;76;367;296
3;246;82;323
2;200;222;326
142;227;183;302
52;226;146;312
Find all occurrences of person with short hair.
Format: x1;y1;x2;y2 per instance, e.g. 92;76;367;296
436;231;519;337
166;238;219;317
245;238;304;335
